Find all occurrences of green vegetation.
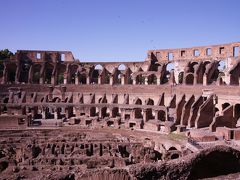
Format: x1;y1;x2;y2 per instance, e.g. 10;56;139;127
0;49;13;60
168;132;187;141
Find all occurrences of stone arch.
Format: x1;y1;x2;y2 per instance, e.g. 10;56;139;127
222;102;230;111
234;104;240;119
146;98;154;105
134;98;142;105
100;107;109;118
157;110;166;121
189;62;198;73
45;63;54;84
32;64;42;84
7;63;17;83
185;73;194;85
0;63;4;81
166;62;174;72
19;62;31;83
136;74;144;84
69;64;79;84
148;74;157;84
90;107;96;117
57;64;66;85
91;64;103;84
218;60;226;71
112;107;119;118
118;64;127;71
178;71;184;84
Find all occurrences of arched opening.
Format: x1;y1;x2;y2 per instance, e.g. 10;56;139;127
178;72;184;84
45;64;54;84
163;63;174;83
222;103;230;111
57;64;66;85
148;74;157;84
32;64;41;84
136;74;144;84
185;73;194;85
112;107;119;118
218;60;226;72
116;64;126;84
171;153;180;159
134;108;142;119
189;62;198;73
7;63;17;83
101;107;109;118
19;62;31;83
118;64;126;71
0;64;4;80
169;146;177;151
79;73;87;84
135;98;142;105
90;107;96;117
234;104;240;119
69;64;78;84
158;110;166;121
91;64;103;84
218;60;226;83
146;98;154;105
166;63;174;72
189;150;240;179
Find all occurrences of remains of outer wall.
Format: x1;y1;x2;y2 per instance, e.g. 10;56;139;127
0;42;240;142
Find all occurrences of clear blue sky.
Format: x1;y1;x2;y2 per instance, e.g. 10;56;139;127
1;0;240;61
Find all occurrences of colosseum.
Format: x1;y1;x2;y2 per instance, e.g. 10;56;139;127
1;42;240;179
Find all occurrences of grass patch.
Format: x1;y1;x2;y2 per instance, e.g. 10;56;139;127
168;132;187;141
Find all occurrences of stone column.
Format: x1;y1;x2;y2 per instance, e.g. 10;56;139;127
86;76;90;84
157;77;161;85
144;77;148;85
133;77;136;85
98;76;101;84
75;75;79;85
203;74;207;86
143;109;148;122
193;74;197;85
155;110;158;120
110;76;113;85
121;75;125;85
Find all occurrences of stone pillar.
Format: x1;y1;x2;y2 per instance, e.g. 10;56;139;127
110;76;113;85
63;77;67;85
39;77;44;84
133;77;136;85
75;75;79;85
42;107;46;119
131;110;135;119
51;76;56;85
109;107;113;118
48;86;54;102
98;76;101;84
121;109;125;121
15;63;20;84
157;77;161;85
121;76;125;85
203;74;207;86
143;110;147;122
54;108;58;119
155;110;158;120
193;74;197;85
144;77;148;85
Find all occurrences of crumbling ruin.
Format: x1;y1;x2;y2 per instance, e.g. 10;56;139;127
1;42;240;179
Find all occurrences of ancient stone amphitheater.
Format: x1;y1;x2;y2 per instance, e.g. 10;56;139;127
1;42;240;179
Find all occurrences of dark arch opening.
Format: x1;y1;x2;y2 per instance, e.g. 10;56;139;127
171;153;179;159
189;150;240;179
